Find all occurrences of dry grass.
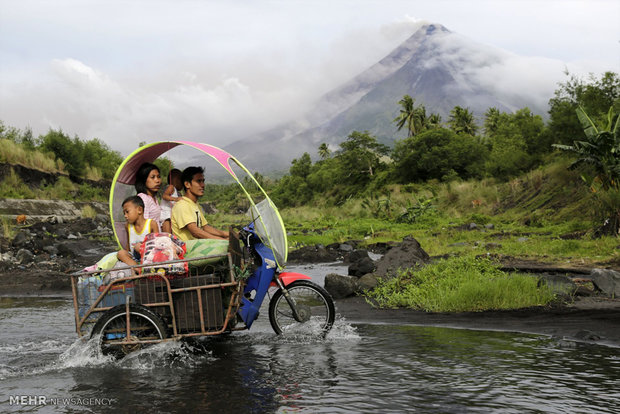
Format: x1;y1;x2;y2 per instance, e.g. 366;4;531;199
0;139;65;173
81;205;97;219
85;166;103;181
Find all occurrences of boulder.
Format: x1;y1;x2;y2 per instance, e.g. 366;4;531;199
324;273;358;299
43;245;59;255
16;249;35;264
56;242;77;258
11;231;30;248
348;257;376;277
347;249;370;263
374;236;430;278
357;273;380;291
288;244;339;263
590;268;620;297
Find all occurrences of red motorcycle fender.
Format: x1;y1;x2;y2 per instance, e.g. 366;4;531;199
270;272;312;287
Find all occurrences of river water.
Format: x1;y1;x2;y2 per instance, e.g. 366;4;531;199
1;264;619;413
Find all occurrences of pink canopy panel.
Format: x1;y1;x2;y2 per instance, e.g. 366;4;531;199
115;141;238;185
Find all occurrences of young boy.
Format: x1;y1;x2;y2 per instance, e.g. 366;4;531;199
117;196;160;272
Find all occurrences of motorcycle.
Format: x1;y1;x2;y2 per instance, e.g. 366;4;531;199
71;141;335;358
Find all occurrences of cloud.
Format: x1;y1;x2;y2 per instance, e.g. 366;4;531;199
421;31;600;115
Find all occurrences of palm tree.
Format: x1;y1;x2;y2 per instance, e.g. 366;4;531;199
483;107;501;137
448;106;478;136
394;95;427;137
426;113;443;129
318;143;331;159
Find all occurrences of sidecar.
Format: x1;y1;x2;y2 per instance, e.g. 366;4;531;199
71;141;335;358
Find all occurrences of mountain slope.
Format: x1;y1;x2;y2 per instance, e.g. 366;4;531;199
225;23;547;172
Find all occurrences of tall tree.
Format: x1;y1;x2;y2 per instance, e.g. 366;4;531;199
448;106;478;135
318;143;331;159
483;107;502;137
426;113;443;130
394;95;427;137
339;130;389;182
392;128;487;182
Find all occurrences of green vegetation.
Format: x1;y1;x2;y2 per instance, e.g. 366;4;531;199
1;216;17;239
1;71;618;314
0;121;122;179
365;256;555;312
0;138;65;172
0;167;107;201
271;159;618;269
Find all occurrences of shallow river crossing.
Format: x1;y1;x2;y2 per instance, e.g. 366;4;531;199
1;263;618;413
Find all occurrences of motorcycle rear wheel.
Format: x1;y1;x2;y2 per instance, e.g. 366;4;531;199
268;280;335;335
91;304;168;358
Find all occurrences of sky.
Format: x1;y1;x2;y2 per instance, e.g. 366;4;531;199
0;0;618;156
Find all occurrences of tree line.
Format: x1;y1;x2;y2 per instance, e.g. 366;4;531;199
269;71;619;208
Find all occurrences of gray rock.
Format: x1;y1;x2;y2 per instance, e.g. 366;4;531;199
538;274;576;296
517;237;529;242
56;242;76;258
43;245;59;255
485;223;495;229
67;234;78;240
468;222;478;230
374;236;430;278
348;249;370;263
16;249;35;264
357;274;380;291
339;243;354;252
590;268;620;297
11;231;30;248
349;257;376;277
324;273;358;299
574;330;603;341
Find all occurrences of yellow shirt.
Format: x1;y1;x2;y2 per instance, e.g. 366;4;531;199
171;196;208;241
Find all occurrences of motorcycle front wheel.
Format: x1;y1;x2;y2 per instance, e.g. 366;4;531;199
268;280;335;335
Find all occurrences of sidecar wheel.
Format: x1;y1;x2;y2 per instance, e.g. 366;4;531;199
91;304;168;358
268;280;335;335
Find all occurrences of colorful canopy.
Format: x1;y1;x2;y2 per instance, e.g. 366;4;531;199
109;141;288;268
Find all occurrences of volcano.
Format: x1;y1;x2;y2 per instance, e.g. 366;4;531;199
225;23;548;172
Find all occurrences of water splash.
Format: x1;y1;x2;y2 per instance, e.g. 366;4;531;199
56;335;114;368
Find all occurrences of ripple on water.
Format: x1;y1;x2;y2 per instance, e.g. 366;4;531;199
1;297;619;413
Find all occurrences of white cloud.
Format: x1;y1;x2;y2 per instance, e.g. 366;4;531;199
0;1;617;156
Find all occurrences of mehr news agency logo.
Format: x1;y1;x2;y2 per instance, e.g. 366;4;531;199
9;395;116;407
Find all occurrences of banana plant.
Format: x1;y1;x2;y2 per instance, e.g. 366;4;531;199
553;106;620;191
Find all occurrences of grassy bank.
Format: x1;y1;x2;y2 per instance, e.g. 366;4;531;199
0;168;108;201
265;159;617;268
365;256;556;312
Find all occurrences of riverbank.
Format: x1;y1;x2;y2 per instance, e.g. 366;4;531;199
2;215;619;348
1;287;619;348
335;296;620;347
